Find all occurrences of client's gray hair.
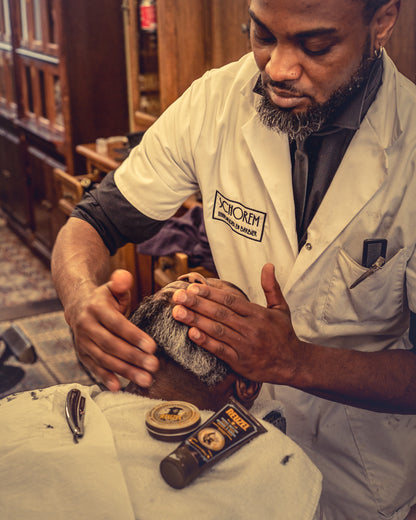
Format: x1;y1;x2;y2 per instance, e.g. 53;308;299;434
130;292;230;386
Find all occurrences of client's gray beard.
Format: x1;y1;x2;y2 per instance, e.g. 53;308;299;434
130;292;230;386
256;46;374;141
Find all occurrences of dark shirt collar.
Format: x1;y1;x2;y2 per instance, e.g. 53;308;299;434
319;55;383;134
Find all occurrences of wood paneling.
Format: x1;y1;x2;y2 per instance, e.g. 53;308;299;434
156;0;250;112
210;0;251;68
386;0;416;83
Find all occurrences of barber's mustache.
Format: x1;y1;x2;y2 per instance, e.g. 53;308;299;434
262;77;304;97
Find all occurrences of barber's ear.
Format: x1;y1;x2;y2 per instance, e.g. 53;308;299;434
234;378;262;406
371;0;400;48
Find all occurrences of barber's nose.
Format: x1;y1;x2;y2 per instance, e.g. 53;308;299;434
265;44;302;82
177;272;208;285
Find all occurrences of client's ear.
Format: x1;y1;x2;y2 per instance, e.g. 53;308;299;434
234;378;262;407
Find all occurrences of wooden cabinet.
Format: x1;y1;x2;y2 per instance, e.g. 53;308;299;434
0;124;30;230
124;0;250;131
27;143;66;254
0;0;128;262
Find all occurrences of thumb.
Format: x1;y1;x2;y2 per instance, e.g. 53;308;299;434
261;263;287;310
107;269;133;311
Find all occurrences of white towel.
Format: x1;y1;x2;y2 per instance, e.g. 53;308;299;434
0;384;135;520
95;390;322;520
0;385;322;519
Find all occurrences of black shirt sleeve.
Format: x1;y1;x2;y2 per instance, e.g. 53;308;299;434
71;170;167;255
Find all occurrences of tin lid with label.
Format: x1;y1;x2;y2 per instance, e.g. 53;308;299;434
145;401;201;441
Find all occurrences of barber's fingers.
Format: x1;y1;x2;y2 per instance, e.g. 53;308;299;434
75;328;159;390
76;275;157;356
107;269;133;312
92;299;157;355
71;285;159;390
175;314;270;382
77;343;156;391
261;263;290;311
172;302;246;341
77;350;123;392
189;327;240;367
95;326;159;372
172;283;252;321
172;305;243;364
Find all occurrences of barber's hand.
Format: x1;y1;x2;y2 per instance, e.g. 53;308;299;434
65;269;159;391
171;263;305;384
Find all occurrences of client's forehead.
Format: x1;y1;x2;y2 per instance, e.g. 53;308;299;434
159;276;247;300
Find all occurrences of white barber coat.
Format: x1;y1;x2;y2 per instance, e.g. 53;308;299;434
115;51;416;519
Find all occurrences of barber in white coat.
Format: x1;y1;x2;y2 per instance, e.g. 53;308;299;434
52;1;416;518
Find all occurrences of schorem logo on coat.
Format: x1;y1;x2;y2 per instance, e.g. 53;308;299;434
212;191;266;242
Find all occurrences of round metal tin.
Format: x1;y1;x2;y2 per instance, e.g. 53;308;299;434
145;401;201;441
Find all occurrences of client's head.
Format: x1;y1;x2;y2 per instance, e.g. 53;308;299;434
125;273;261;411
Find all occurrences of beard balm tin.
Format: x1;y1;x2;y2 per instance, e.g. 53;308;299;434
145;401;201;442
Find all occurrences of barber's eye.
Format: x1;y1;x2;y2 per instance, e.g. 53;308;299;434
252;23;275;45
300;39;334;57
254;33;275;45
303;45;332;56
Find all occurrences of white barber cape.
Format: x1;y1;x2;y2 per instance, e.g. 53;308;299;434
0;384;322;520
114;50;416;519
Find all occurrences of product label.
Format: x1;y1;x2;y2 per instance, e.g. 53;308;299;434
184;399;266;465
212;191;266;242
140;3;157;31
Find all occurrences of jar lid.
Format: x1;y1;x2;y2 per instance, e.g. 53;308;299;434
145;401;201;441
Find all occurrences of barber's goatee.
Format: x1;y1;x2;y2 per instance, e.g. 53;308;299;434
255;49;375;141
255;83;326;141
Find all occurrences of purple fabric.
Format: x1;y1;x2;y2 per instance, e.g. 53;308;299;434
136;206;216;273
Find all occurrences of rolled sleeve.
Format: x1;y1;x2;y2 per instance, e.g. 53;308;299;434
71;171;166;255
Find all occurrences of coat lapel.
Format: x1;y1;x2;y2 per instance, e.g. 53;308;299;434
284;53;402;292
242;113;299;260
283;119;388;292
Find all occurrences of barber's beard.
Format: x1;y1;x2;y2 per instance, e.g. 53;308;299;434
256;39;374;141
130;293;229;386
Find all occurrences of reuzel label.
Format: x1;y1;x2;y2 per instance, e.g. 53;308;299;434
184;402;262;464
159;414;182;421
212;191;266;242
225;408;251;431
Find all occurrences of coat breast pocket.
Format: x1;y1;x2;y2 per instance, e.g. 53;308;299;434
322;247;407;324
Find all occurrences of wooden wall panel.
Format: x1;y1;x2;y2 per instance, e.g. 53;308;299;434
157;0;250;112
210;0;251;68
157;0;208;111
386;0;416;83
